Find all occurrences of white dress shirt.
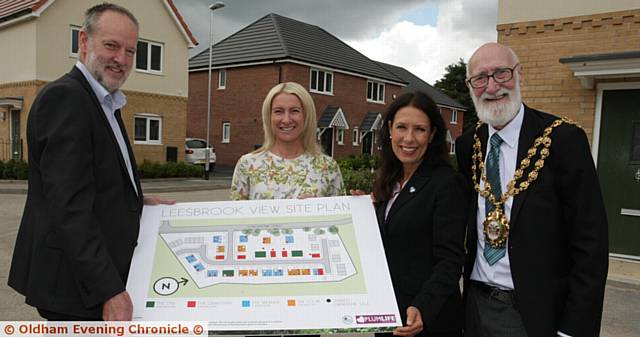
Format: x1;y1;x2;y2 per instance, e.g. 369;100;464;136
75;62;138;195
470;104;524;290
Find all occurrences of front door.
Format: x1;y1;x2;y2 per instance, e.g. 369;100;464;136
10;109;21;160
320;128;334;157
361;132;372;155
598;89;640;257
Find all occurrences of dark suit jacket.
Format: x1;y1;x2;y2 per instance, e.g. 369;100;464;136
375;161;468;334
8;66;144;319
455;105;609;337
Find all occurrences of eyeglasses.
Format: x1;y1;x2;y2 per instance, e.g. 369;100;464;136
467;64;520;89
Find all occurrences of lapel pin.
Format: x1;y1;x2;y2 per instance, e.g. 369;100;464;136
409;186;416;193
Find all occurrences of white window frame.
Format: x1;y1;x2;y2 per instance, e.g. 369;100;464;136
449;139;456;154
352;127;359;146
135;39;164;74
367;80;385;103
336;128;344;145
218;69;226;89
451;109;458;124
133;114;162;145
70;26;80;57
310;68;333;95
222;122;231;143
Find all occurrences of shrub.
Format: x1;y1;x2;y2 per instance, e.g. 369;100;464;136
337;154;377;192
1;159;28;179
137;161;203;179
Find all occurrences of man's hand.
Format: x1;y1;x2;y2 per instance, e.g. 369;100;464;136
102;291;133;321
393;306;424;337
143;195;176;205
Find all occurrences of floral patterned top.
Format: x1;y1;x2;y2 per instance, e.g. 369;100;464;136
230;151;345;200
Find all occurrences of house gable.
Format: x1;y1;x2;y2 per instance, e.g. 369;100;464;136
189;13;405;85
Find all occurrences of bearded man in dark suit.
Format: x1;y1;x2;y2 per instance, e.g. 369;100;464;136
8;3;172;321
456;42;608;337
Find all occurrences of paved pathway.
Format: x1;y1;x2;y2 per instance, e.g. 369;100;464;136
1;186;639;336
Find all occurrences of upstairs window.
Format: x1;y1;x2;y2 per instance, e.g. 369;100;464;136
310;69;333;94
218;69;226;89
70;26;80;57
136;40;163;73
451;110;458;124
367;81;385;103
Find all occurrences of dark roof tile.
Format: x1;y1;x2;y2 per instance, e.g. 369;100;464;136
375;61;467;110
190;13;404;83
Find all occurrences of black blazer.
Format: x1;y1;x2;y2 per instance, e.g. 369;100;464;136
375;161;468;334
8;67;144;319
455;105;609;337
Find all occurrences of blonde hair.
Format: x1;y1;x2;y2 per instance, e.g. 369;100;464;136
256;82;321;154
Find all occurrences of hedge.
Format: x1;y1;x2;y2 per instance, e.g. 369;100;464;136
0;159;28;179
0;160;204;180
137;161;204;179
336;155;377;192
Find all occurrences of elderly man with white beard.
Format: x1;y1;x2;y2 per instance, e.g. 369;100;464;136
455;43;609;337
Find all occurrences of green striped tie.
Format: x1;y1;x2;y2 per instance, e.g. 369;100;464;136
484;133;505;265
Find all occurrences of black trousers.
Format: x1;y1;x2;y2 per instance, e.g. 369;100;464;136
464;281;528;337
377;331;461;337
37;309;97;321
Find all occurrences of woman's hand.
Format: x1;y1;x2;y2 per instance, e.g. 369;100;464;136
143;195;176;205
393;306;424;337
349;189;376;202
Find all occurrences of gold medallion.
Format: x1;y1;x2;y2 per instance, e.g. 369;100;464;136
483;208;509;248
470;117;576;249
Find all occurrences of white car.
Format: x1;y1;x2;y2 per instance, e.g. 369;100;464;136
185;138;216;168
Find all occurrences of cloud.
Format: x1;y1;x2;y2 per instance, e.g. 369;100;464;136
346;0;497;84
174;0;429;55
174;0;498;84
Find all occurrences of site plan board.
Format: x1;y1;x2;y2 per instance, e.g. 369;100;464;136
127;196;401;334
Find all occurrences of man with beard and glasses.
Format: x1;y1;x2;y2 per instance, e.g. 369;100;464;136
455;43;608;337
8;3;173;321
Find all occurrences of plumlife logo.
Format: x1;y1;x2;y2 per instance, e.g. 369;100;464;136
355;314;396;324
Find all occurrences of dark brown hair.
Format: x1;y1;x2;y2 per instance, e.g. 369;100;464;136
373;91;450;203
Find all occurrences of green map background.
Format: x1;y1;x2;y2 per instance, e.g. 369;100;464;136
146;215;366;298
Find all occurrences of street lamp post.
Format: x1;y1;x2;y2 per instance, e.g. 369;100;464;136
205;1;226;180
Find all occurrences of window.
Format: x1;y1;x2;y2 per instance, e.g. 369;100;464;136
449;140;456;154
134;115;162;144
451;110;458;124
310;69;333;94
367;81;385;103
336;128;344;145
352;127;359;146
218;69;226;89
222;122;231;143
70;26;80;57
136;40;163;73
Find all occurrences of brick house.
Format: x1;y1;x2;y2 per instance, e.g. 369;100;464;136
0;0;197;163
187;13;466;167
496;1;640;257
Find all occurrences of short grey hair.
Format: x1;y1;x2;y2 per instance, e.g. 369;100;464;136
82;2;138;37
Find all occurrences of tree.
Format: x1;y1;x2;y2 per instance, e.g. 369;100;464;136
434;58;477;131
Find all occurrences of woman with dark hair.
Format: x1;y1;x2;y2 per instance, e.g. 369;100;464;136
373;91;468;337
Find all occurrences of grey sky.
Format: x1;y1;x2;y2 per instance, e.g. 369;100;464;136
173;0;498;83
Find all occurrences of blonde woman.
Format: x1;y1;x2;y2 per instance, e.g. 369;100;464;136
230;82;344;200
